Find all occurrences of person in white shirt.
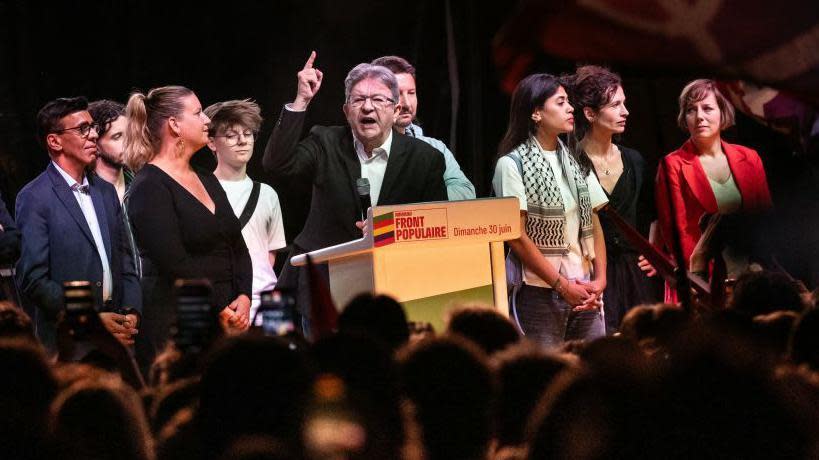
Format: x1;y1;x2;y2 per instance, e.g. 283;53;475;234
492;74;608;348
205;99;286;323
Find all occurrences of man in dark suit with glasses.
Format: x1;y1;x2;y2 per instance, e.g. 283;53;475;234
15;96;142;354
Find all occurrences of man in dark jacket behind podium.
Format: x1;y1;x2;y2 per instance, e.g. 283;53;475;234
263;51;446;328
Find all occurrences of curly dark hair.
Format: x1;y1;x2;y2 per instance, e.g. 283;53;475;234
88;99;125;138
563;65;622;174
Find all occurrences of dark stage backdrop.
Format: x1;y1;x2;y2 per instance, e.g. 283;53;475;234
0;0;515;241
2;0;816;285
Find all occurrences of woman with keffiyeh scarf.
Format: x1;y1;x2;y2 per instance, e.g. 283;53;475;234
493;73;609;348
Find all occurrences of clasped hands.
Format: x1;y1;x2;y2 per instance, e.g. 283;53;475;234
558;278;605;312
219;294;252;333
98;312;139;346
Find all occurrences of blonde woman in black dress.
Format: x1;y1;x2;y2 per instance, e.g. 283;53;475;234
124;86;252;368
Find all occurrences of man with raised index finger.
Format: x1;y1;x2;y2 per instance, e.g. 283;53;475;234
262;52;446;331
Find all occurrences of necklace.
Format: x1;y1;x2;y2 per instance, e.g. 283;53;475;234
588;146;621;176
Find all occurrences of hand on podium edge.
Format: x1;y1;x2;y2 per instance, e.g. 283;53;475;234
355;220;369;238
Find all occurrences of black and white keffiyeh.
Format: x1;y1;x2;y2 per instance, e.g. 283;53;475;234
509;136;594;258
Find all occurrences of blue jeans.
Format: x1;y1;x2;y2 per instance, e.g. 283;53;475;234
511;284;604;349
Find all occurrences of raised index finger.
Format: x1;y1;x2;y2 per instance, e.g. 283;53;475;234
303;51;316;70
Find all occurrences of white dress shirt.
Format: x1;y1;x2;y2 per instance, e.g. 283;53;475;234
52;162;112;301
353;130;393;206
284;103;394;204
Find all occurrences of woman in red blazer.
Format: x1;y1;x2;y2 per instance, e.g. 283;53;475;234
656;79;772;300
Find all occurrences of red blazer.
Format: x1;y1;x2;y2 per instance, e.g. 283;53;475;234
655;139;773;268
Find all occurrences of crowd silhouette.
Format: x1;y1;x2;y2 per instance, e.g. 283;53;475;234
0;272;816;459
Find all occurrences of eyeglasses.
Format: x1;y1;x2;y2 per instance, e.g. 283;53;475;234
347;94;395;109
52;122;100;138
213;130;255;146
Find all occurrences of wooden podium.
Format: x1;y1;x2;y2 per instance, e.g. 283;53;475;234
291;197;521;332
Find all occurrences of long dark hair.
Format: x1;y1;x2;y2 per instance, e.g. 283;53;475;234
564;65;622;174
497;73;563;158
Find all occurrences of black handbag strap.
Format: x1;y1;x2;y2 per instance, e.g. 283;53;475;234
238;181;262;228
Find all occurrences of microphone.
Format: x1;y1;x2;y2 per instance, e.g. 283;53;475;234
356;177;371;222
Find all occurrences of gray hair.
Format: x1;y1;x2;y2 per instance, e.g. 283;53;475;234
343;64;399;103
